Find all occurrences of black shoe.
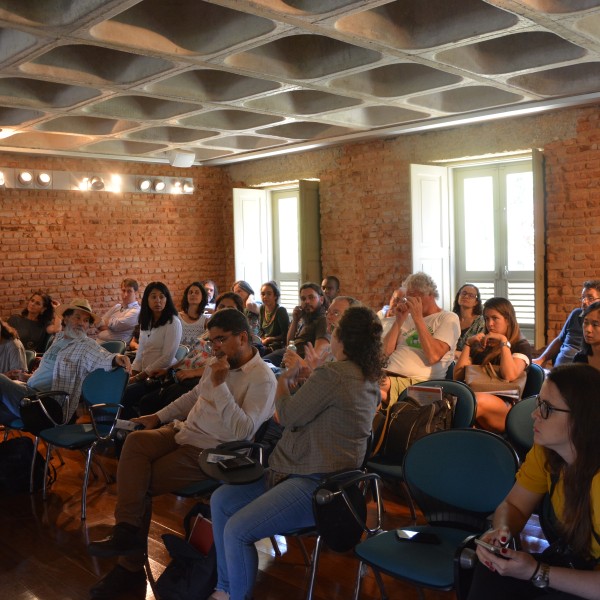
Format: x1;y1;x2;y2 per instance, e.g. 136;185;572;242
90;564;146;599
88;523;146;558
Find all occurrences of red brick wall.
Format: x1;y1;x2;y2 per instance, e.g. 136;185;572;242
0;155;233;320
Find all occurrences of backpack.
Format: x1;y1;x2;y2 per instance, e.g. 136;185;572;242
372;394;455;463
0;436;52;493
154;503;217;600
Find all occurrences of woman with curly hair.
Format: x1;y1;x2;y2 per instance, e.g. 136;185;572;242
452;283;485;358
178;281;209;347
209;306;385;600
8;290;58;352
454;296;532;432
468;363;600;599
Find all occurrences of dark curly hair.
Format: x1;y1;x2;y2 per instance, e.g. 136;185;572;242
21;290;55;328
334;306;386;382
452;283;483;316
214;292;244;313
181;281;208;316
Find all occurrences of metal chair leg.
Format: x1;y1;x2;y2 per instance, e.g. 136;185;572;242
42;443;51;500
305;535;322;600
29;436;40;493
81;445;96;520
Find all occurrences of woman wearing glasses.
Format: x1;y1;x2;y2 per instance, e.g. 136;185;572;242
468;363;600;599
573;301;600;372
454;297;532;433
452;284;485;358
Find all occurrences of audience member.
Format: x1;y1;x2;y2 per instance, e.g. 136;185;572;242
454;297;532;433
209;306;385;600
262;282;329;367
212;292;244;313
202;279;218;311
0;318;27;377
0;299;130;423
467;364;600;600
8;290;59;352
573;300;600;371
258;281;290;353
232;281;260;336
453;283;485;358
120;282;182;419
381;272;460;405
533;279;600;368
96;278;141;344
178;281;209;347
321;275;340;304
378;287;407;336
87;309;277;599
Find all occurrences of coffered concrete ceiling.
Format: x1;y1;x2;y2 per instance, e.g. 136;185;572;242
1;0;600;166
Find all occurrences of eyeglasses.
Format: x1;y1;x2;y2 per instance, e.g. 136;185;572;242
581;294;600;302
535;395;571;420
326;309;342;317
459;291;478;299
206;333;235;354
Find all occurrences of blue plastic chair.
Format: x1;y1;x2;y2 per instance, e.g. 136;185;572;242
99;340;126;354
354;429;519;600
25;349;36;371
522;363;545;398
505;394;537;460
38;367;129;520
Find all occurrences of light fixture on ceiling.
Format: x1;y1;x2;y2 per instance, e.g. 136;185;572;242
36;172;51;187
182;181;194;193
171;179;183;194
17;171;33;186
137;178;151;192
153;179;166;192
89;176;104;191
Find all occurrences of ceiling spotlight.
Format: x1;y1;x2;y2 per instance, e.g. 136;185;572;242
89;176;104;191
183;181;194;193
138;178;151;192
36;172;51;187
18;171;33;186
171;180;182;193
153;179;166;192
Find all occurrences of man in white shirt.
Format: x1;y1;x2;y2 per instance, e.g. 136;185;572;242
88;308;277;599
96;279;141;344
381;272;460;405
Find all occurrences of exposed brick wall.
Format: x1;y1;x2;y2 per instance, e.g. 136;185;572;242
1;155;233;320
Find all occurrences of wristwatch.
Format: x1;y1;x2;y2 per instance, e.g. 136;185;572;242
531;562;550;588
501;340;511;348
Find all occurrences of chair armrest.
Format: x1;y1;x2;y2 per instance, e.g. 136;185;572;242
21;390;71;427
89;402;123;440
216;440;268;464
454;534;480;600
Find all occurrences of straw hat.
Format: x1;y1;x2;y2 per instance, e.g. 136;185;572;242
56;298;99;324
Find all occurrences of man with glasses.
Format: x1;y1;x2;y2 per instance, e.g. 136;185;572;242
533;280;600;368
87;308;276;599
381;272;460;405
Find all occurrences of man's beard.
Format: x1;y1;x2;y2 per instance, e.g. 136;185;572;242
64;325;87;340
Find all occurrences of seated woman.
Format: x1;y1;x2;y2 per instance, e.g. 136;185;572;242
258;281;290;354
454;297;531;433
120;282;182;419
468;363;600;600
178;281;209;347
453;283;485;359
8;290;59;353
209;306;385;600
0;319;27;378
573;300;600;371
137;292;246;415
232;280;260;338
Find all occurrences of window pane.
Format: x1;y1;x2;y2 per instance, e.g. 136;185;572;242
463;176;495;272
506;172;534;272
277;196;299;273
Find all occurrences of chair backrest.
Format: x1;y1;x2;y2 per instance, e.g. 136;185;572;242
25;350;36;371
505;395;536;459
522;363;545;398
404;429;518;531
99;340;127;354
81;368;129;409
175;345;189;361
403;379;477;428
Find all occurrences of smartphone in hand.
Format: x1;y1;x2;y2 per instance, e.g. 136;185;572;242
474;537;509;559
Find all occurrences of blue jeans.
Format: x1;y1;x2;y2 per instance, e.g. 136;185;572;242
0;373;33;421
210;474;321;600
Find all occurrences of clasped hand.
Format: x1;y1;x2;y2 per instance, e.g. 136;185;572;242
476;526;537;580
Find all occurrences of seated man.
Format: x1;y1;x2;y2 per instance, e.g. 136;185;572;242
321;275;340;305
96;278;141;344
533;279;600;367
0;298;131;423
382;272;460;405
87;308;277;599
262;282;330;367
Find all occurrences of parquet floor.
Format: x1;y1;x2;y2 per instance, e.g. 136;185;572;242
0;436;545;600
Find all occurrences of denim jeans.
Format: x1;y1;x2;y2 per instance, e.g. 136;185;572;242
210;474;321;600
0;373;33;421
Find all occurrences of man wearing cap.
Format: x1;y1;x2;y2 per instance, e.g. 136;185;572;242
0;298;131;423
96;278;141;344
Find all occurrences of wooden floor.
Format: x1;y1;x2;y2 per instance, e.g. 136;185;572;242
0;436;546;600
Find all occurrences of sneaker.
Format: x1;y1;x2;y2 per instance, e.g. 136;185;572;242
89;564;146;599
88;522;146;558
